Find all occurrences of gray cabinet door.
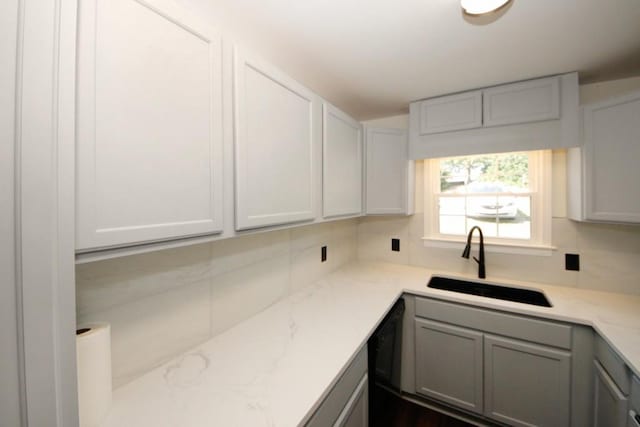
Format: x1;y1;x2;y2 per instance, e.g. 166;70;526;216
484;334;571;427
414;318;483;414
335;374;368;427
594;361;628;427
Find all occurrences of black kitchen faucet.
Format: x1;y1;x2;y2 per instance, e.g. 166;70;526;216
462;226;486;279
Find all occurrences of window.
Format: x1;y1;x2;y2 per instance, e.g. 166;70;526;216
424;150;552;252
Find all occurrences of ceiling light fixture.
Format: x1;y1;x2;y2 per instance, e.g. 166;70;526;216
461;0;511;15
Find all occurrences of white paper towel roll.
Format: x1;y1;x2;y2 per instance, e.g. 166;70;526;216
77;323;112;427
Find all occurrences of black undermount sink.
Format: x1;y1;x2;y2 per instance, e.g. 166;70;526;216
427;276;552;307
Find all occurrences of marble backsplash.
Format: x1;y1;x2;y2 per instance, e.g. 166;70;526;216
76;219;358;388
358;214;640;296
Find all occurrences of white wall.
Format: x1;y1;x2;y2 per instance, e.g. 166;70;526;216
76;219;358;388
580;76;640;104
0;0;23;425
359;77;640;295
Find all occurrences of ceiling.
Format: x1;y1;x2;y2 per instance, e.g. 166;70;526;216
178;0;640;120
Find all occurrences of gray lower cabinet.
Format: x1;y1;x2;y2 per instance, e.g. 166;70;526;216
335;375;368;427
306;346;368;427
414;318;483;414
410;296;584;426
484;334;571;427
630;376;640;427
594;361;628;427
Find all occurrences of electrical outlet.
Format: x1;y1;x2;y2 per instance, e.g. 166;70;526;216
321;246;327;262
565;253;580;271
391;238;400;252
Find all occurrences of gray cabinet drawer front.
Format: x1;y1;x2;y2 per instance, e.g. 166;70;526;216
595;335;631;395
415;297;571;349
335;374;368;427
306;346;367;427
632;376;640;411
594;360;628;427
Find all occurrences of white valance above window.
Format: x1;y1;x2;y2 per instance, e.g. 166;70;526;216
408;73;579;160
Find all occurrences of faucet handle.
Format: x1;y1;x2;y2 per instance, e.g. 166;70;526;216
472;256;480;264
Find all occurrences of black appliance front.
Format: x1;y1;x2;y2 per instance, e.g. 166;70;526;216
368;297;405;426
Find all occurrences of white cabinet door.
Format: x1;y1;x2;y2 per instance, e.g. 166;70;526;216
416;91;482;135
76;0;224;250
365;128;414;215
583;90;640;223
483;76;560;127
234;48;317;230
323;103;362;218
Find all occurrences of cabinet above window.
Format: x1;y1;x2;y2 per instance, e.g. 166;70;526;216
409;73;579;159
417;90;482;135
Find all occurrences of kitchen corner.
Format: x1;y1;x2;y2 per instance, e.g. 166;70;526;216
6;1;640;426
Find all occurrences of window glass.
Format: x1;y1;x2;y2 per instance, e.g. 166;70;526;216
436;152;531;240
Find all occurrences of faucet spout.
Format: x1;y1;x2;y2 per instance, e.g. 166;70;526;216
461;226;486;279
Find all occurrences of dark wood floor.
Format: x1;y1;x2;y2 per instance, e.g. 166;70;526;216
371;386;474;427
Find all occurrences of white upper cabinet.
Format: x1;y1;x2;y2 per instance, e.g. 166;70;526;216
417;91;482;135
365;128;414;215
568;90;640;224
76;0;224;251
483;76;560;127
409;73;579;159
234;48;318;230
323;103;362;218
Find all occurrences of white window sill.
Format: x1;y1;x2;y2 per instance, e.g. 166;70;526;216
422;237;556;256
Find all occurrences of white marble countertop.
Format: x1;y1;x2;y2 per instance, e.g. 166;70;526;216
101;261;640;427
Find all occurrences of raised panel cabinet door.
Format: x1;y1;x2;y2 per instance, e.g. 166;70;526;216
335;374;368;427
414;318;484;414
416;91;483;135
483;76;560;127
323;103;362;218
365;128;411;215
76;0;224;250
594;361;628;427
583;90;640;223
484;334;571;427
234;48;317;230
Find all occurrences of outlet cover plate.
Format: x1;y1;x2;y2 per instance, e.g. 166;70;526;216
565;253;580;271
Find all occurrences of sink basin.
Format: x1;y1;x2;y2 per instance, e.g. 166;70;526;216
427;276;552;307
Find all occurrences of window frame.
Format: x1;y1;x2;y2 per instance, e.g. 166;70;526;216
423;150;553;255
